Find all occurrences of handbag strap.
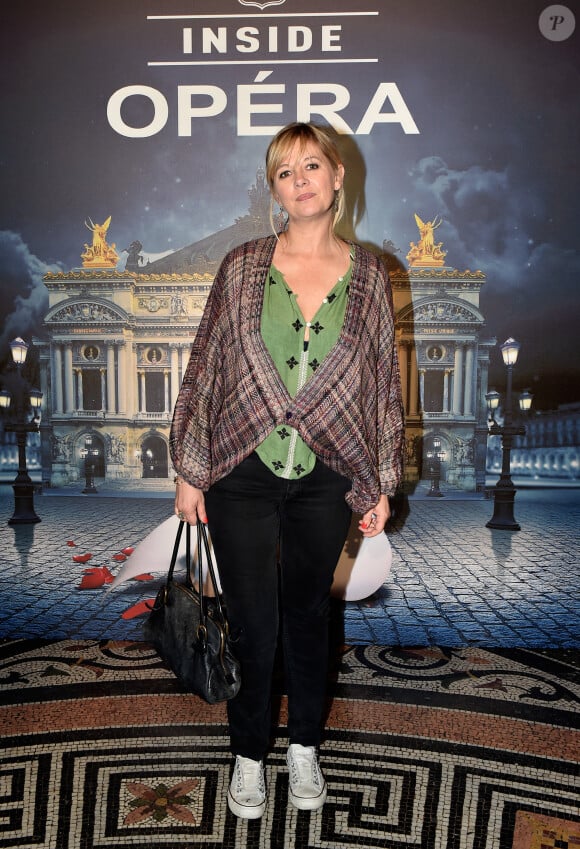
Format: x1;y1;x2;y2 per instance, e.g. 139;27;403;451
165;520;229;628
166;519;186;584
196;520;229;624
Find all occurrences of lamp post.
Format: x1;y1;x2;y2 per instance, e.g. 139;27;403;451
426;436;445;497
485;337;527;531
80;435;99;494
0;337;43;524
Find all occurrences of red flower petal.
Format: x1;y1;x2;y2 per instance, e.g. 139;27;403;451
112;553;127;562
77;571;108;590
121;600;156;620
132;573;154;581
73;553;93;563
66;540;77;547
121;547;135;556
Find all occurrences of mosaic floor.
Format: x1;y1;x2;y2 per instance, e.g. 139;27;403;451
1;640;579;848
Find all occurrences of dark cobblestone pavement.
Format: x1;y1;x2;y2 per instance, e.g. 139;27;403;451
0;484;578;647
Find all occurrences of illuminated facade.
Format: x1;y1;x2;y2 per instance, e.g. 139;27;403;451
36;268;213;486
391;264;494;491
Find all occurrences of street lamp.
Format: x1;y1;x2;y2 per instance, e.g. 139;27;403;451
0;337;43;524
426;436;445;497
10;336;30;365
519;389;533;413
485;337;526;531
80;435;99;494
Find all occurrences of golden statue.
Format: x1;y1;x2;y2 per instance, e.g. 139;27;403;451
81;216;120;268
406;213;447;267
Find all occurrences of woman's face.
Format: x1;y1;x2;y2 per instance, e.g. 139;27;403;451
272;140;344;225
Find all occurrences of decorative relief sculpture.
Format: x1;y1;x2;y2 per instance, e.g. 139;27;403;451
170;294;188;316
50;302;123;323
108;435;126;463
405;434;420;466
413;302;478;323
83;345;100;361
51;433;73;461
137;296;169;312
454;437;475;465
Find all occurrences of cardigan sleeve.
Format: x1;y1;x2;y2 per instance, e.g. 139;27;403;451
169;256;228;489
375;265;406;496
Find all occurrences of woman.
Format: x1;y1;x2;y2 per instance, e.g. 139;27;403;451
170;122;404;819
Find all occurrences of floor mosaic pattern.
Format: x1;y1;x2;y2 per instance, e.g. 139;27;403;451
1;640;578;848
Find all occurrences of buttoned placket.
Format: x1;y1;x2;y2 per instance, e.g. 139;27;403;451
281;299;330;478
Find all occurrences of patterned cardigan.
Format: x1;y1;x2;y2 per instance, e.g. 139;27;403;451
169;235;405;513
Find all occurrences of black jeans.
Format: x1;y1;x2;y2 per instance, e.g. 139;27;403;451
205;452;352;761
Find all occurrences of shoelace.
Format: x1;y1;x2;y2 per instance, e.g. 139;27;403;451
236;758;264;793
289;748;321;787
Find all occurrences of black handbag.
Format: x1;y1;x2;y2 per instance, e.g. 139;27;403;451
143;520;241;704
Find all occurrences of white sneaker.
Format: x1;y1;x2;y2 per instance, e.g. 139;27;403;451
227;756;267;819
287;744;327;811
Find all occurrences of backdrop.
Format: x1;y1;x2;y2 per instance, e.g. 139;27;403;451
0;0;578;407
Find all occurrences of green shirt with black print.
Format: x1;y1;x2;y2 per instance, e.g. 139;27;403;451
256;258;352;478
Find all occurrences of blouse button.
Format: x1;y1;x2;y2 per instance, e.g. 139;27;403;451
323;297;328;303
306;321;312;327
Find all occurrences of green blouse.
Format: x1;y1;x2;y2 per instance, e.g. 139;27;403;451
256;259;351;478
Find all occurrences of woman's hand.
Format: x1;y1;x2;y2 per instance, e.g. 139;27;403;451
174;477;207;525
358;494;390;538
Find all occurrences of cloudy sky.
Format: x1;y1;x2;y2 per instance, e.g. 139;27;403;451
1;0;578;408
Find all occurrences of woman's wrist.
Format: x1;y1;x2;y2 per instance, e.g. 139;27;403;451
174;475;202;492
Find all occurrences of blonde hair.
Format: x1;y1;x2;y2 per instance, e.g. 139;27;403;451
265;122;345;234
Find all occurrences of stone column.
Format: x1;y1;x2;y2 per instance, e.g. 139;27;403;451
181;344;191;382
443;369;450;413
75;369;84;410
64;344;74;413
128;342;138;416
419;369;425;413
107;344;116;413
478;357;490;423
452;345;464;415
398;342;409;414
38;347;50;416
139;371;146;413
53;345;64;413
170;345;180;411
464;345;474;417
100;369;106;411
164;370;170;413
409;345;419;416
117;343;127;414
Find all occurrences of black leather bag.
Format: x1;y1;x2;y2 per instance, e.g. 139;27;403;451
143;520;241;704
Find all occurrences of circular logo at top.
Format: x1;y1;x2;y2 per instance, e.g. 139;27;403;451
539;5;576;40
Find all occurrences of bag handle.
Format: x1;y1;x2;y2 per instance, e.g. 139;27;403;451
165;520;229;628
166;518;186;584
196;520;229;625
